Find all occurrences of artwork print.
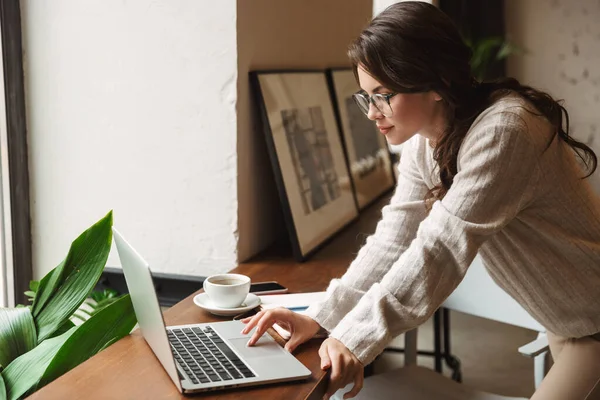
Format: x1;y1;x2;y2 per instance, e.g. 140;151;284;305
252;71;358;261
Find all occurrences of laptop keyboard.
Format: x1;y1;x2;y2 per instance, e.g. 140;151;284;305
167;326;256;385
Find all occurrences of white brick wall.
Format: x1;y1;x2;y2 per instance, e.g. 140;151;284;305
506;0;600;192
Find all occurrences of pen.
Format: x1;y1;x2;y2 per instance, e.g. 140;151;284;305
285;306;309;312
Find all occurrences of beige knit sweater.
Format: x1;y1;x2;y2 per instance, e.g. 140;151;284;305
305;94;600;365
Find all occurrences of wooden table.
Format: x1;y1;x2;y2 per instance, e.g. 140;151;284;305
27;196;389;400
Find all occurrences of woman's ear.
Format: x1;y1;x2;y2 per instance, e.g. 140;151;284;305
432;91;443;102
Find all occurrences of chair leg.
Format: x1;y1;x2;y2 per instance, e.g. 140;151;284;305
442;308;463;382
381;309;462;381
364;361;375;378
404;329;418;366
434;309;443;373
383;309;445;366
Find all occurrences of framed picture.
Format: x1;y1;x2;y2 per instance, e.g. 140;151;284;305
327;68;395;210
251;70;359;262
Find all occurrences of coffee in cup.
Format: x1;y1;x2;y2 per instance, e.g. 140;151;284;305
203;273;251;308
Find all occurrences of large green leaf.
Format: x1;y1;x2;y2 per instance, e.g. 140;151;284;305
0;308;37;371
0;372;6;400
31;262;63;318
2;295;135;400
36;294;136;391
2;327;77;400
34;211;113;342
49;319;75;339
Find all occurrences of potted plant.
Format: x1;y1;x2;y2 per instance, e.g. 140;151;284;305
465;36;525;81
0;211;137;400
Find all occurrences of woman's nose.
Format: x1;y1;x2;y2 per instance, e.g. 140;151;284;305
366;102;382;120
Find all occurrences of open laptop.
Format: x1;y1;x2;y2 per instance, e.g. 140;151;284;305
112;228;312;394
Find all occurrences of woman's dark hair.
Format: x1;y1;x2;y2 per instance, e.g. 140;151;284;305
348;1;597;205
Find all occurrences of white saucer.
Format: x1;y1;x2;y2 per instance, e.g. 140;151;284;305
193;293;261;317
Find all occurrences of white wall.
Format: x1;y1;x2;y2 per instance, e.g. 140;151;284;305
22;0;239;279
506;0;600;192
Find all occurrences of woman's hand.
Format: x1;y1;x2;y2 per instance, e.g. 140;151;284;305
240;307;322;352
319;338;364;400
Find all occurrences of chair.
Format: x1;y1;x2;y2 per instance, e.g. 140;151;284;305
350;255;550;399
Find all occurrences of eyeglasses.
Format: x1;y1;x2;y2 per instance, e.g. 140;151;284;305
352;91;398;117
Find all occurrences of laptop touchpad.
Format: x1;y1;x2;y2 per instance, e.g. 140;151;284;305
229;337;286;359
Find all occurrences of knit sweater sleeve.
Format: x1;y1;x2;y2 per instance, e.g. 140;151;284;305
329;110;540;365
304;136;429;331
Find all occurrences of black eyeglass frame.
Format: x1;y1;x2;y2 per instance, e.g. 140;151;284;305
352;91;399;117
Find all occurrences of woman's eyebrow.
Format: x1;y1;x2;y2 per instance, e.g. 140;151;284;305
360;85;390;94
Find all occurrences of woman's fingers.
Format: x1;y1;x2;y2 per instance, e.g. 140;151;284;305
343;370;364;399
246;310;278;346
318;338;364;400
321;341;349;399
285;330;303;353
242;308;321;353
326;352;345;398
318;341;332;370
240;310;265;334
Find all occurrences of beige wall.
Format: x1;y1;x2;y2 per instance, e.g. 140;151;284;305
236;0;373;261
506;0;600;192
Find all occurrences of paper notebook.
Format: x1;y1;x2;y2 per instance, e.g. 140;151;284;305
258;292;326;340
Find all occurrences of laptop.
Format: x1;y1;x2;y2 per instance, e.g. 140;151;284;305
112;228;312;394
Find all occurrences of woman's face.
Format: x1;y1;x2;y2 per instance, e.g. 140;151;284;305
357;65;444;145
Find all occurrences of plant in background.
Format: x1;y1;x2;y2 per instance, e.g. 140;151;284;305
0;211;137;400
465;36;525;81
73;288;122;325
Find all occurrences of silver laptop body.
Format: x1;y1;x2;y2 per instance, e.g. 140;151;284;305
112;228;312;394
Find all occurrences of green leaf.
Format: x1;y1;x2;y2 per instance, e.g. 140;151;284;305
98;336;121;353
495;41;527;60
0;370;6;400
49;320;75;339
29;281;39;293
2;295;135;399
91;288;119;303
31;262;64;318
34;211;113;342
2;327;77;400
91;296;121;315
469;36;504;80
23;292;35;303
36;295;136;391
0;308;37;371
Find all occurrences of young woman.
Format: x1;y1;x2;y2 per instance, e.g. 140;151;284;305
242;2;600;399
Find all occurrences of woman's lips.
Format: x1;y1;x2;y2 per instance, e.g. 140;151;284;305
377;125;393;134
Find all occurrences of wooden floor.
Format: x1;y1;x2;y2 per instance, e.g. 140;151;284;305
375;310;539;398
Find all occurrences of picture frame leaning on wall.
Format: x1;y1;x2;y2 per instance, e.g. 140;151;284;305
251;70;359;262
327;68;396;210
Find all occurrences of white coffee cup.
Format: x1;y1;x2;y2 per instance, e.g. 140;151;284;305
203;273;251;308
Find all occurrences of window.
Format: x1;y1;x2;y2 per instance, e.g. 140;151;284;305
0;2;32;307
